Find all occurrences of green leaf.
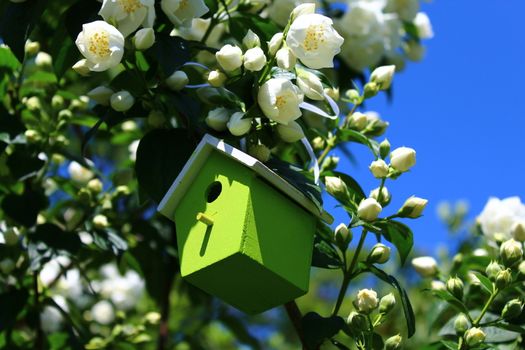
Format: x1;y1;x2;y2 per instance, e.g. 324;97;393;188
110;69;148;98
311;233;342;269
135;128;196;204
325;170;366;205
0;289;29;331
375;220;414;266
153;34;191;76
6;145;45;180
471;271;494;294
0;46;21;70
228;14;279;51
367;265;416;337
301;312;346;349
440;340;458;350
429;289;469;315
30;223;81;254
336;129;379;156
0;104;25;139
1;186;48;227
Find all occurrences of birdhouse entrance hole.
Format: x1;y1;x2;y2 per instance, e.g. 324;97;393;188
206;181;222;203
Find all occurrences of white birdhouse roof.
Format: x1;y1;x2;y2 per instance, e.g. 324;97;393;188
157;134;333;224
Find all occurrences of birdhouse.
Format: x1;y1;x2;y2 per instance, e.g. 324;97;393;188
158;134;332;314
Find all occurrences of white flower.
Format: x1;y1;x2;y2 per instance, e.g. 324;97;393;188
286;13;344;69
276;47;296;71
215;44;243;72
267;0;300;27
243;47;267;72
68;161;94;183
110;90;135;112
296;70;324;101
358;198;382;221
166;70;189;91
370;65;395;90
276;121;304;142
205;107;230;131
227;112;252;136
414;12;433;39
175;18;223;45
369;159;389;178
40;256;71;287
76;21;124;72
387;0;419;21
41;297;68;333
129;140;140;161
96;264;145;310
354;289;379;313
477;197;525;240
390;146;416;172
134;27;155;50
242;29;261;48
257;78;303;124
91;300;115;325
411;256;438;277
268;32;284;55
161;0;209;26
398;196;428;218
430;280;446;291
87;86;114;106
35;52;52;67
290;3;316;20
99;0;155;37
207;69;227;87
72;59;91;76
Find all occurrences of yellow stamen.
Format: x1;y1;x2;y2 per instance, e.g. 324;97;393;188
302;24;326;51
88;31;111;58
117;0;143;14
276;96;287;108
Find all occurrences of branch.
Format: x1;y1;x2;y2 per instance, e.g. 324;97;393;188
284;301;309;349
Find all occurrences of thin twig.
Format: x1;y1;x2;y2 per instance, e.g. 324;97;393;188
284;301;308;349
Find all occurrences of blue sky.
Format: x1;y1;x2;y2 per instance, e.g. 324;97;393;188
327;0;525;254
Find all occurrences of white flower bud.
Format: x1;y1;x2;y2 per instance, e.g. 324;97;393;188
414;12;433;39
121;120;137;131
3;228;19;246
216;44;243;72
92;214;109;229
354;289;379;314
205;107;230;131
68;161;94;183
297;71;324;101
91;300;115;325
398;196;428;218
334;223;351;249
454;314;469;335
248;144;271;162
369;159;389;178
511;221;525;242
385;334;402;350
446;276;464;299
110;90;135;112
207;69;227;87
324;87;339;100
411;256;438;277
465;327;485;347
370;65;395;90
51;95;65;110
367;243;390;264
25;40;40;55
379;293;396;314
500;239;523;267
348;111;368;130
276;47;296;71
276;121;304;143
369;186;391;206
25;129;41;143
25;96;41;111
243;47;266;72
290;3;316;21
35;52;52;68
242;29;260;48
268;32;283;55
166;70;189;91
87;178;103;194
72;59;91;76
87;86;114;106
431;280;446;291
227;112;252;136
358;198;382;221
134;28;155;51
324;176;350;202
390;146;416;172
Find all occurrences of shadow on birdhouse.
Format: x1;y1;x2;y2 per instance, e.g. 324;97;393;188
158;134;332;314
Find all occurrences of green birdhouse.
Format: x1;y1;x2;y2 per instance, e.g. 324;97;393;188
158;134;332;314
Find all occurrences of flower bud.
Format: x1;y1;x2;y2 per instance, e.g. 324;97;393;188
370;65;395;90
411;256;438;277
485;261;503;281
398;196;428;218
297;71;324;101
369;159;389;178
145;312;161;325
446;276;464;299
495;268;512;289
248;144;271;162
25;129;41;143
345;89;361;103
369;186;391;206
334;223;351;250
166;70;189;91
312;136;325;151
87;178;103;194
276;121;304;143
290;3;316;21
500;239;523;267
367;243;390;264
379;293;396;314
72;59;91;76
324;176;350;203
25;40;40;55
464;327;485;347
243;47;266;72
519;261;525;275
51;95;65;110
242;29;260;48
147;110;165;128
25;96;41;111
3;228;19;246
379;139;391;159
87;86;114;106
321;156;339;172
357;198;382;221
346;311;368;331
58;109;73;120
110;90;134;112
324;87;339;100
227;112;252;136
71;96;89;111
92;214;109;229
501;299;523;320
512;221;525;242
384;334;402;350
363;82;379;98
205;107;230;131
348;111;368;130
390;147;416;172
431;280;446;291
207;69;227;87
354;289;379;314
216;44;243;72
35;52;52;68
268;32;283;55
134;28;155;50
276;47;296;71
454;314;469;335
